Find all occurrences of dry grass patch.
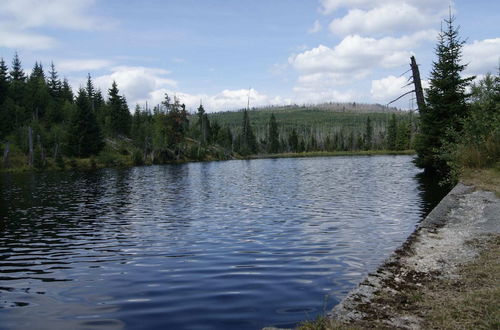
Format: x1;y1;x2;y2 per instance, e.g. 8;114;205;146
461;167;500;196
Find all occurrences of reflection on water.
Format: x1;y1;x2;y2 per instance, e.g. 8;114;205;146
0;155;447;330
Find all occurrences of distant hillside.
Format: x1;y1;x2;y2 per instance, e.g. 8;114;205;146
207;104;415;143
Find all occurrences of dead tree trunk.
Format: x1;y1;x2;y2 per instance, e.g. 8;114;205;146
410;56;426;112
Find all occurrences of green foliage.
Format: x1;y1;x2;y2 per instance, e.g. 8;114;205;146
67;88;104;157
267;113;280;153
386;114;397;150
415;15;474;175
106;81;131;137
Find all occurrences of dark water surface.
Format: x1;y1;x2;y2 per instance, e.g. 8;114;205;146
0;156;447;330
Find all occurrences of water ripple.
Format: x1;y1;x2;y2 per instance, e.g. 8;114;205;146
0;155;447;329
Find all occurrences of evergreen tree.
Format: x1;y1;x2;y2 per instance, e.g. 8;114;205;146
364;117;373;150
86;74;96;112
387;114;397;150
396;121;411;150
8;53;27;107
415;14;473;173
67;88;104;157
27;62;49;120
61;78;74;103
47;62;62;98
197;103;209;144
107;81;131;136
239;109;257;155
267;113;279;153
0;57;8;106
288;128;299;152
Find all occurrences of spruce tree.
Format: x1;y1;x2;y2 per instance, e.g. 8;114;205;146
364;117;373;150
8;53;27;107
47;62;62;98
107;81;131;136
288;128;299;152
27;62;49;120
240;109;257;155
61;78;74;103
415;14;473;173
267;113;279;153
67;88;104;157
0;58;8;105
387;114;397;150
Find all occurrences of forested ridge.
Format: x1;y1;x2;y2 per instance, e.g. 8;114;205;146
0;55;415;171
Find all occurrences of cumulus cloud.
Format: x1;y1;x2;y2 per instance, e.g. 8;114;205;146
463;38;500;76
370;75;410;102
0;0;112;50
329;3;443;36
289;30;435;86
147;88;291;113
93;66;177;106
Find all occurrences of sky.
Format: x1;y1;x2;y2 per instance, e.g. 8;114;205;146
0;0;499;112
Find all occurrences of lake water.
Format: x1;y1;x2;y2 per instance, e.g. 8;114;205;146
0;155;446;330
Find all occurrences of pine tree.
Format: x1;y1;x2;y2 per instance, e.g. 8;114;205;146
415;14;473;173
387;114;397;150
364;116;373;150
288;129;299;152
27;62;49;120
8;53;27;107
67;88;104;157
47;62;62;98
267;113;279;153
61;78;74;103
0;58;9;105
239;109;257;155
107;81;131;136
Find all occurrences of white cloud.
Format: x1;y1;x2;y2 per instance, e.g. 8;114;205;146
370;75;410;102
289;30;435;86
463;38;500;76
0;0;112;50
0;0;108;30
308;20;322;34
147;88;290;113
58;59;114;72
93;66;177;106
320;0;449;16
0;26;56;50
329;3;443;36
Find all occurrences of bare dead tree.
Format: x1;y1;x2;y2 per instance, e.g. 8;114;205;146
388;56;426;112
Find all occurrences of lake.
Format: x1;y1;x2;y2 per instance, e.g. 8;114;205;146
0;155;447;330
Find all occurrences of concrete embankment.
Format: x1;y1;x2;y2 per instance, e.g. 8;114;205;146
329;183;500;329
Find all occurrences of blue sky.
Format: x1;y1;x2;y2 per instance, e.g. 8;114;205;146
0;0;499;112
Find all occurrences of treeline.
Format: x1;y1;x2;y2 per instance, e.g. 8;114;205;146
210;108;415;155
0;53;416;171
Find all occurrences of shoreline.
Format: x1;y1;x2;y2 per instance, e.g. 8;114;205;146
0;150;415;174
324;182;499;329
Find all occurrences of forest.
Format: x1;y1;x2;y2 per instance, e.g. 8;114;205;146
0;55;415;172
